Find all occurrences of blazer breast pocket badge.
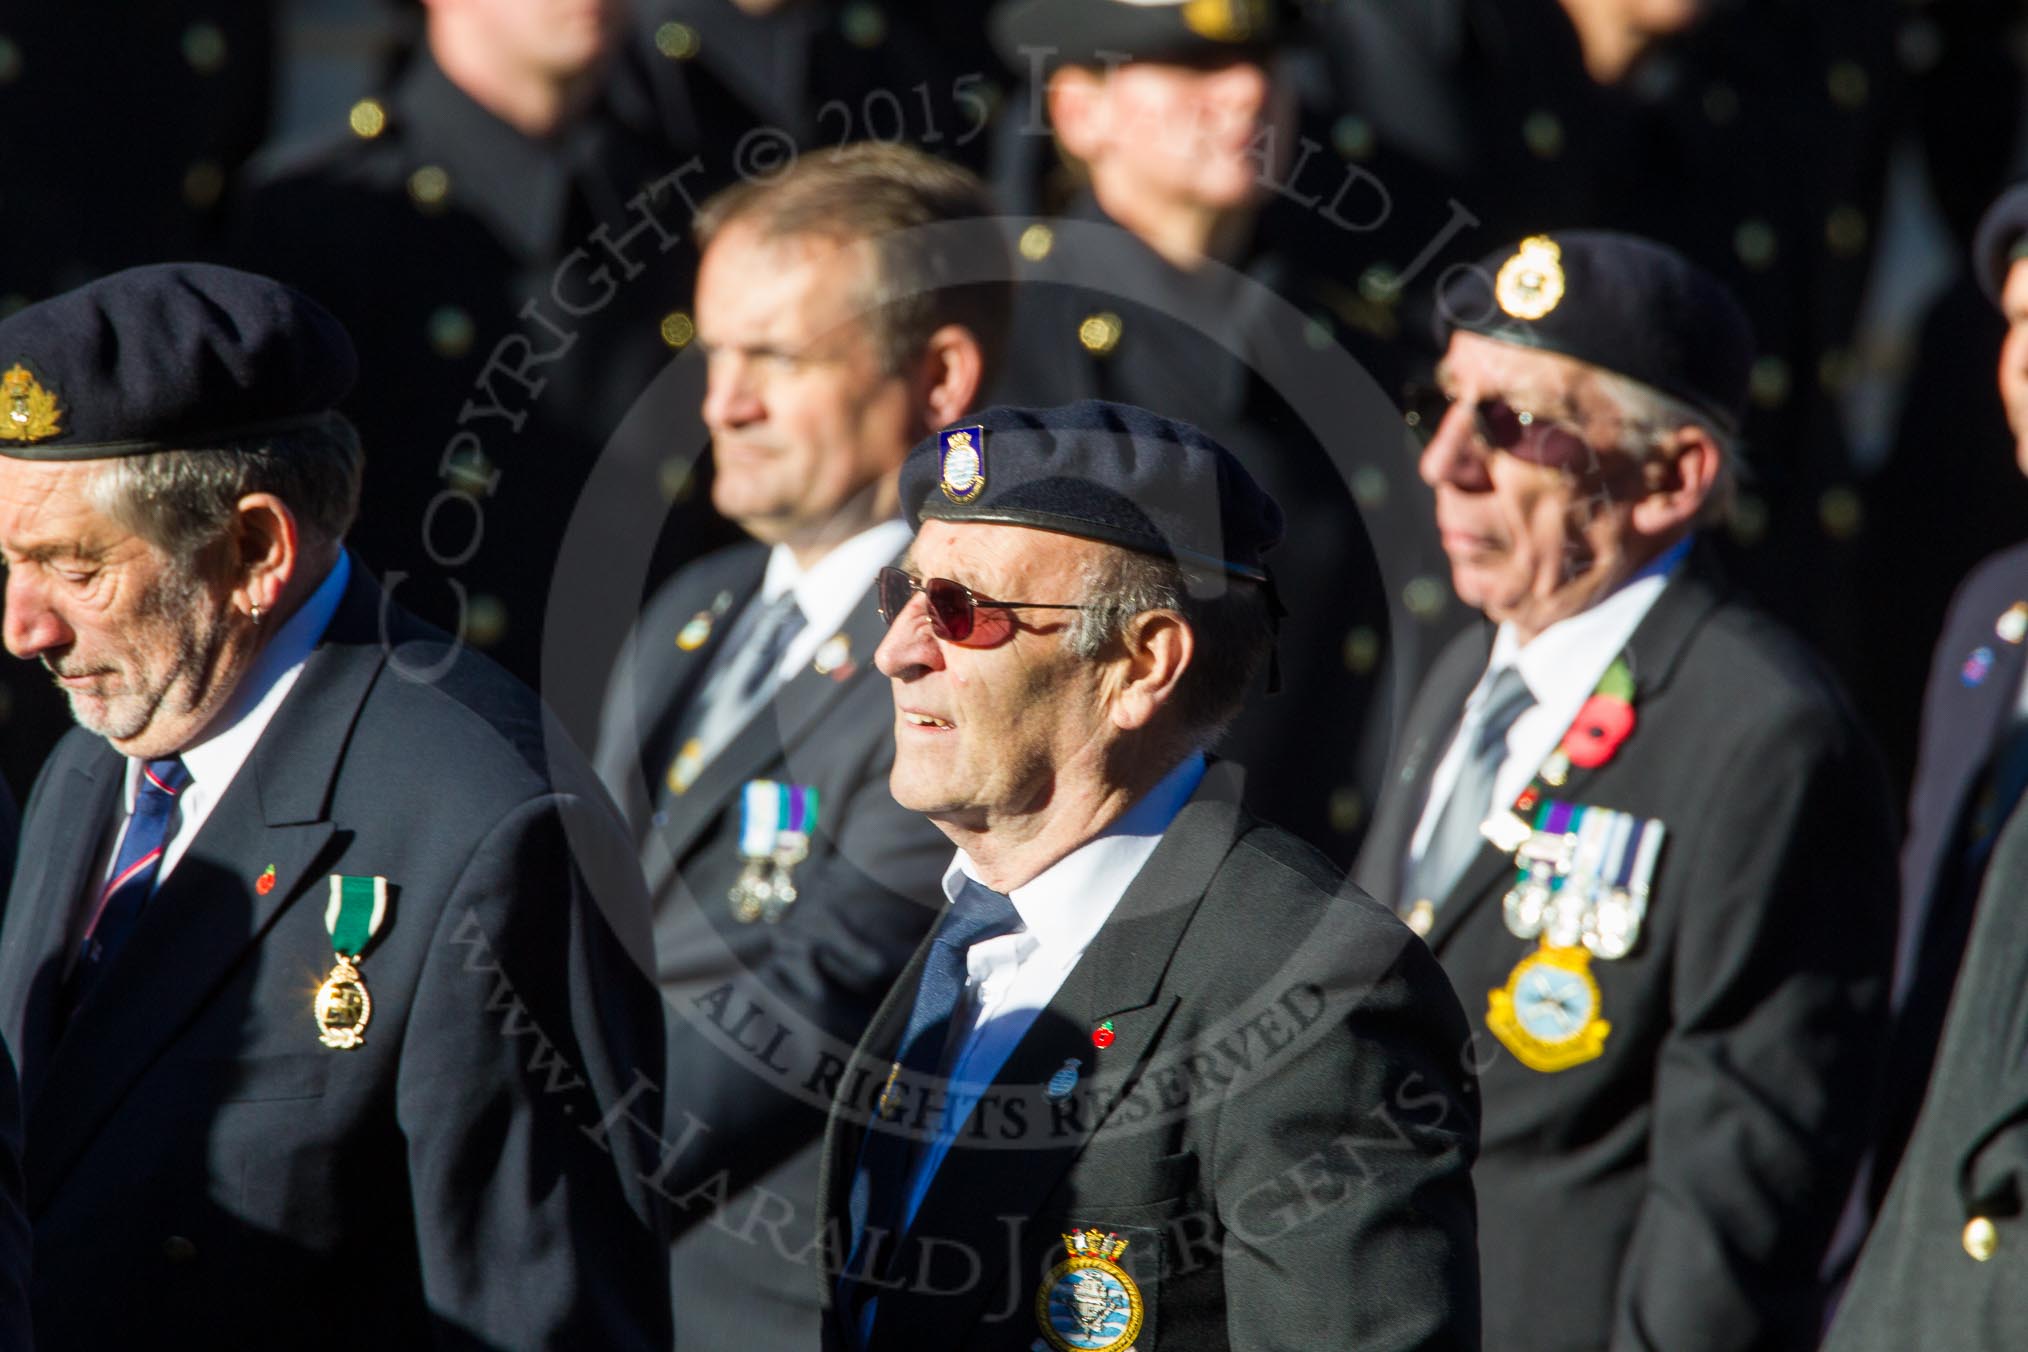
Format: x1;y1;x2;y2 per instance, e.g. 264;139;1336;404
1483;801;1665;1073
1035;1228;1144;1352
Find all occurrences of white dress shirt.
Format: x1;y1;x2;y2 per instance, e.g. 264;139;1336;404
757;517;912;680
96;552;352;894
898;751;1209;1231
1408;539;1690;867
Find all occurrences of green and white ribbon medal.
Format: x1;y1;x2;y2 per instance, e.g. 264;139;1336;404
316;874;387;1049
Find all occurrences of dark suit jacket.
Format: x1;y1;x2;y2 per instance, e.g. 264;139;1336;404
816;764;1481;1351
1353;554;1897;1352
1871;542;2028;1199
1822;788;2028;1350
0;1035;27;1352
595;541;945;1350
0;563;670;1350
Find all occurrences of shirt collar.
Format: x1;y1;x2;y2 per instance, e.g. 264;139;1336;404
1483;535;1692;708
759;517;911;635
941;752;1209;956
153;553;353;805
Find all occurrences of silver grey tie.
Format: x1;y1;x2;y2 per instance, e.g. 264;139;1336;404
1409;666;1536;908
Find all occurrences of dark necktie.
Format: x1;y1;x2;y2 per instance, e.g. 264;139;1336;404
838;876;1022;1346
1410;666;1535;908
66;757;190;1015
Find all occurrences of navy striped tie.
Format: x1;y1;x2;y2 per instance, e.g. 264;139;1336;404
66;757;190;1014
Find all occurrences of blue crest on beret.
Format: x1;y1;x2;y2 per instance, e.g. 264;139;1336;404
900;399;1284;581
1973;181;2028;309
1443;231;1754;437
0;262;357;461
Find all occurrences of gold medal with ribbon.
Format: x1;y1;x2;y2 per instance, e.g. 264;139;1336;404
317;874;388;1049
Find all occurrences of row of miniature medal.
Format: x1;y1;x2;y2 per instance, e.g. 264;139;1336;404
1483;800;1664;960
730;780;820;923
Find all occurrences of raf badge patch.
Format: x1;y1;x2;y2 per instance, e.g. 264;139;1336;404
0;363;62;443
1036;1229;1144;1352
1495;236;1567;321
1488;942;1611;1073
939;424;986;503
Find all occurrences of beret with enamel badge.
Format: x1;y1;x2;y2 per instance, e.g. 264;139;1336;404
902;398;1285;583
989;0;1281;73
1442;230;1756;438
0;262;358;461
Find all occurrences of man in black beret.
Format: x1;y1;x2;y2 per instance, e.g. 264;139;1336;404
817;399;1479;1350
0;263;671;1348
1351;230;1898;1351
1822;183;2028;1348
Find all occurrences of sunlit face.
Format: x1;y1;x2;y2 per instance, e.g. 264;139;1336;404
1418;331;1654;641
1999;258;2028;476
874;522;1112;833
1064;56;1293;214
698;224;916;549
451;0;622;81
0;459;239;758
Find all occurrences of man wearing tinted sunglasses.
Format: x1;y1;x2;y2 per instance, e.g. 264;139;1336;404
820;400;1479;1351
590;144;1011;1350
1353;231;1897;1352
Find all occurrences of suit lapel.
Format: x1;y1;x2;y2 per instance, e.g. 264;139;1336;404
655;571;893;870
1422;557;1727;955
1;749;121;1111
1359;629;1491;911
23;570;388;1206
870;768;1248;1341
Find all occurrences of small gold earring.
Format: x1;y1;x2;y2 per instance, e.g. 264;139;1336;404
250;603;264;625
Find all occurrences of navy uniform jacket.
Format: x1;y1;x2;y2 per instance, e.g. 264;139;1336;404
816;765;1481;1351
1822;783;2028;1350
0;564;671;1350
1871;542;2028;1198
595;541;945;1350
0;1036;26;1352
1353;552;1897;1351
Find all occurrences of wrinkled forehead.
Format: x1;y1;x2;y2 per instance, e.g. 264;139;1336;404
905;519;1108;596
1437;330;1605;413
0;456;125;551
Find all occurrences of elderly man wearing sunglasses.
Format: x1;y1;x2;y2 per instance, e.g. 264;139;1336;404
1353;231;1899;1352
819;398;1479;1351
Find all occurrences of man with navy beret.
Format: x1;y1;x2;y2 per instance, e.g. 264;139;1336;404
818;399;1479;1350
1351;230;1898;1351
0;263;671;1347
1823;182;2028;1349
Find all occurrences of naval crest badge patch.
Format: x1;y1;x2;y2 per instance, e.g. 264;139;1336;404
939;425;986;503
1037;1229;1144;1352
1495;235;1567;321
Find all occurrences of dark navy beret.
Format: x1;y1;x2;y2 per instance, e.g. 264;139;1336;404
1973;182;2028;308
991;0;1279;73
0;262;357;461
1443;231;1754;437
901;399;1284;582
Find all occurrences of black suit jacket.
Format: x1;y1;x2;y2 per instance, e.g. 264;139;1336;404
0;563;670;1350
1822;787;2028;1350
0;1035;26;1352
1870;542;2028;1198
595;541;945;1349
816;764;1481;1351
1354;553;1897;1351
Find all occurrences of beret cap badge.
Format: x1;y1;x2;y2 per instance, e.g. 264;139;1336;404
939;425;987;504
0;364;61;444
1183;0;1265;44
1495;236;1567;322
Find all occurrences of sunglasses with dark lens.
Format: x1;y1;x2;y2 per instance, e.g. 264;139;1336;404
1401;383;1595;471
875;566;1088;647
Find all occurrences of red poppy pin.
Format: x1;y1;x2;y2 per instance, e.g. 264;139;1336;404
255;864;277;896
1091;1020;1116;1050
1560;658;1636;770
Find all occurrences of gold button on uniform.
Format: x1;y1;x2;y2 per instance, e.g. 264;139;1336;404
1018;224;1055;262
660;311;695;349
408;165;452;213
349;98;388;139
1964;1216;1999;1262
1078;311;1123;355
